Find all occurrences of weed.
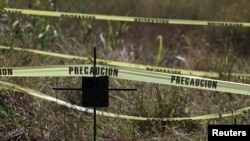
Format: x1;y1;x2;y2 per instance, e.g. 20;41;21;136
155;35;163;66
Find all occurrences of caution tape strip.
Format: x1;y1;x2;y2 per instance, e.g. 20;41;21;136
0;80;249;121
0;7;249;121
0;65;249;95
0;45;249;81
1;7;250;27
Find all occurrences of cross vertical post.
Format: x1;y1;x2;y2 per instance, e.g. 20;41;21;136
93;46;97;141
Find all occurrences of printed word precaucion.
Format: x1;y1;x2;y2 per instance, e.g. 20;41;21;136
170;75;217;89
0;68;13;76
69;66;118;77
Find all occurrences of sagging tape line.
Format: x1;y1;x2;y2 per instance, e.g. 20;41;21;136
1;7;250;27
0;65;249;95
0;80;249;121
0;45;249;82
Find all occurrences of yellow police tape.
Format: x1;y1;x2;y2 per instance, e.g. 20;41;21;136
0;45;249;82
0;64;249;95
1;7;250;27
0;80;249;121
1;7;250;121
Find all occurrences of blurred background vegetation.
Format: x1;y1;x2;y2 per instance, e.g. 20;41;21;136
0;0;249;140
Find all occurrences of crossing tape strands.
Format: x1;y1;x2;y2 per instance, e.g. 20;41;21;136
0;45;249;82
0;45;219;78
1;7;250;27
0;65;249;95
0;8;249;121
0;80;249;121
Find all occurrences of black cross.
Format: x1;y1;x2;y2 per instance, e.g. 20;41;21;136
53;47;137;141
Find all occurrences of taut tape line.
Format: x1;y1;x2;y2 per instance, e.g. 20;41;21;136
0;45;249;82
0;80;249;121
0;45;219;78
0;65;249;95
2;8;250;27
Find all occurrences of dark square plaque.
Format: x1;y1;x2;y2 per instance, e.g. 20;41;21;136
82;76;109;107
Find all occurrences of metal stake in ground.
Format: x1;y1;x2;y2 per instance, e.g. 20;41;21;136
53;46;136;141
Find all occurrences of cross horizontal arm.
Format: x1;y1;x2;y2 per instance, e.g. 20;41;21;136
53;88;82;90
109;88;137;91
53;87;137;91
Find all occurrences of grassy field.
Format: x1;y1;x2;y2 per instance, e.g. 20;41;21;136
0;0;250;140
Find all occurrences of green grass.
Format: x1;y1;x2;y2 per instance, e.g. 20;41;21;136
0;0;250;140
